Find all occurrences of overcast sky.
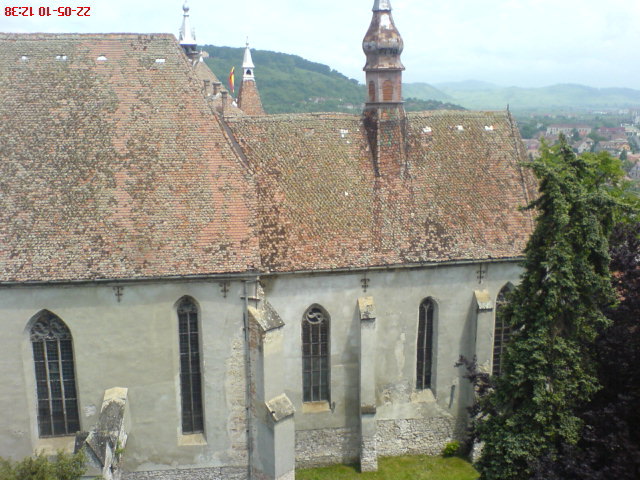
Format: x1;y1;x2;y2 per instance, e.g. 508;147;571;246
2;0;640;89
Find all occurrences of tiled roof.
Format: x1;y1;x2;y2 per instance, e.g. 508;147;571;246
0;34;260;282
0;34;536;282
226;111;536;272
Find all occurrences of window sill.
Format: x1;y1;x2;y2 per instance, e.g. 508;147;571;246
178;433;207;446
35;436;76;455
302;401;331;414
411;388;436;403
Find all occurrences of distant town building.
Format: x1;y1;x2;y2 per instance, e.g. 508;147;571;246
546;124;592;137
597;127;627;140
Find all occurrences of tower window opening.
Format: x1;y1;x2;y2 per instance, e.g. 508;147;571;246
382;80;394;102
368;81;376;102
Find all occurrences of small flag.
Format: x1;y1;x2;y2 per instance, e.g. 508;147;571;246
228;66;235;94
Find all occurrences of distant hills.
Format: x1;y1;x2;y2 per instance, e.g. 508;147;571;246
201;45;462;114
202;45;640;114
406;81;640;112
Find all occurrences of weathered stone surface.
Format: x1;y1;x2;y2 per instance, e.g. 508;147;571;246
359;437;378;472
122;466;247;480
265;394;295;423
376;418;456;457
248;300;285;333
357;297;376;321
295;427;359;468
474;290;494;311
76;387;129;480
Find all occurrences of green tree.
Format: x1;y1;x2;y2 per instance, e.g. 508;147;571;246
475;137;624;480
571;128;581;142
0;451;85;480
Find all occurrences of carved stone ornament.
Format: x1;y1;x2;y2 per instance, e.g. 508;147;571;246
305;307;326;325
30;312;71;341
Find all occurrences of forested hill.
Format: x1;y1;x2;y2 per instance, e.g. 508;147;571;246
406;81;640;111
201;45;463;114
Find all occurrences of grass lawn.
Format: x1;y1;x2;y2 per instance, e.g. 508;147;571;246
296;455;479;480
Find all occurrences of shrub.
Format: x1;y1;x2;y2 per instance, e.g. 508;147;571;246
442;441;461;458
0;451;85;480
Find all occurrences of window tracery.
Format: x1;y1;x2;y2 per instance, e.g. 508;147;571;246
178;297;204;434
30;311;80;437
492;286;513;376
302;305;330;403
416;299;435;390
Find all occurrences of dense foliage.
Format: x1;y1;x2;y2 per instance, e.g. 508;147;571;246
474;138;624;480
0;451;85;480
201;45;463;114
529;222;640;479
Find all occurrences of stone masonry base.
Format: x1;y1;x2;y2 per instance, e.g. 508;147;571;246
122;467;247;480
376;417;456;457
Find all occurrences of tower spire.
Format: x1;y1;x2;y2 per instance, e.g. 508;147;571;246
362;0;405;106
237;39;265;116
179;1;198;61
362;0;407;176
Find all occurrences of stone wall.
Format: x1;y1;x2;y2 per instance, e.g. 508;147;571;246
376;417;455;457
122;467;246;480
295;427;359;468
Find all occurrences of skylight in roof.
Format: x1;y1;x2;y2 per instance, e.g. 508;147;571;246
485;125;495;131
96;55;107;62
20;55;29;62
56;55;67;61
155;58;166;64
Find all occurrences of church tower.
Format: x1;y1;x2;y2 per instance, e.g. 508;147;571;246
179;1;198;62
237;41;266;116
362;0;407;175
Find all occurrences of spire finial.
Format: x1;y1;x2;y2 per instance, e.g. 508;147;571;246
179;0;197;60
243;40;255;72
179;0;196;46
373;0;392;11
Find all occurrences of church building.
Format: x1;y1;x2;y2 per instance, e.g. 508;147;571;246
0;1;535;479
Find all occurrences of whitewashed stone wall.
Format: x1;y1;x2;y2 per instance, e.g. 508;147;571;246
295;427;359;468
376;417;455;457
123;467;246;480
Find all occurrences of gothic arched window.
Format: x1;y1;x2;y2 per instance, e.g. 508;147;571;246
416;298;435;390
302;305;330;403
30;311;80;437
493;285;513;376
178;297;204;434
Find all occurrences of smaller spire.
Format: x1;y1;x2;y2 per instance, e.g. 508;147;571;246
237;39;265;115
179;1;198;61
242;39;255;80
179;1;196;47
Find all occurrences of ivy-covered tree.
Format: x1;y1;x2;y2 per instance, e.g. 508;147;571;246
474;137;625;480
529;221;640;479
